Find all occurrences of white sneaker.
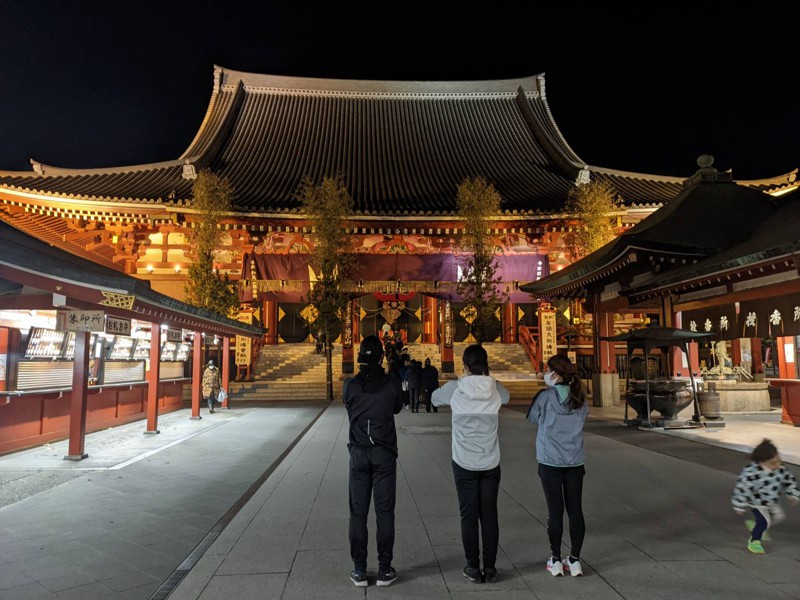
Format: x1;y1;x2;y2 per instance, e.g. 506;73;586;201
564;557;583;576
546;556;564;576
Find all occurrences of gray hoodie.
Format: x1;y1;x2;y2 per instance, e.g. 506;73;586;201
527;384;588;467
432;375;510;470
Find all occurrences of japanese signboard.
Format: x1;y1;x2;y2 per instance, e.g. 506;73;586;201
342;300;353;348
681;305;737;340
539;307;557;362
443;300;453;348
235;336;252;366
165;328;182;342
740;295;800;338
235;310;255;366
105;316;131;336
56;310;105;332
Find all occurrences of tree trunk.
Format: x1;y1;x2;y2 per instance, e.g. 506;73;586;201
325;340;334;402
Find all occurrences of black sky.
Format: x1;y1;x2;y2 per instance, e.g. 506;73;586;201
1;2;798;181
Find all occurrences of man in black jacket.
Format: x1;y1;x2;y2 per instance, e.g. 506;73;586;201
344;335;404;587
421;357;440;413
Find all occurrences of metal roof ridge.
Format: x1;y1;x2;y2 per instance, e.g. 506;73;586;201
6;159;183;178
587;164;688;183
734;168;798;186
215;64;546;95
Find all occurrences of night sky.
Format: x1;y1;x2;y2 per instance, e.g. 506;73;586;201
1;3;798;181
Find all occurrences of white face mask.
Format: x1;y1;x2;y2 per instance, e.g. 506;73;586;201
544;371;560;387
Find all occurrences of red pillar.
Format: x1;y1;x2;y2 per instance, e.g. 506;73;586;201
65;331;90;460
145;325;161;434
352;297;361;342
502;302;517;343
423;295;437;344
777;336;796;379
596;312;616;374
731;338;742;367
440;299;454;373
264;300;278;345
751;339;764;378
221;336;231;408
775;337;800;425
191;330;202;419
687;342;701;376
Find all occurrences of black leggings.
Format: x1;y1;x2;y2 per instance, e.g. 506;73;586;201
453;461;501;569
538;463;585;559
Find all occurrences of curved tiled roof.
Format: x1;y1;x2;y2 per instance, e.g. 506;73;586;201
624;194;800;302
520;165;785;298
0;67;797;215
0;221;265;338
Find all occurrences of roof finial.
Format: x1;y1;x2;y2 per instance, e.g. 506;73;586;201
213;66;223;93
697;154;714;170
683;153;731;187
575;166;591;186
30;158;44;175
182;159;197;180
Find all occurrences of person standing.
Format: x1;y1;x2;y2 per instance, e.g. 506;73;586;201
201;360;221;414
732;438;800;554
343;335;404;587
527;354;588;577
399;355;411;410
421;357;440;413
408;359;423;412
432;345;510;584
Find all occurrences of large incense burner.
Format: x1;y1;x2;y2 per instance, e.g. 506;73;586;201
626;379;694;424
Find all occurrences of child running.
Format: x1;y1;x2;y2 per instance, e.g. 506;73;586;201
731;438;800;554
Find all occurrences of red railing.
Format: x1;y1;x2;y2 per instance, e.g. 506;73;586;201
518;326;539;371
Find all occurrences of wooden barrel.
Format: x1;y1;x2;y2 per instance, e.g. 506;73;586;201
697;391;721;419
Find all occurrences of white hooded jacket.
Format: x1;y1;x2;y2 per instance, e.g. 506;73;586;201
432;375;510;470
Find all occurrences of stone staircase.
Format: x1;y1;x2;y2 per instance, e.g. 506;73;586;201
454;342;542;405
229;344;345;403
228;342;541;404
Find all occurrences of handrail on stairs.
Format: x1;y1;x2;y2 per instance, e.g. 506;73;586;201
518;326;539;371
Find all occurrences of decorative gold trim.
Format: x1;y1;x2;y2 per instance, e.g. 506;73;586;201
99;291;136;310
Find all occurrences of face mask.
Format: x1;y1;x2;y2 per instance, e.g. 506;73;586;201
544;371;559;387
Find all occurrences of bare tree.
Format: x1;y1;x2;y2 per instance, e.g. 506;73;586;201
299;176;355;401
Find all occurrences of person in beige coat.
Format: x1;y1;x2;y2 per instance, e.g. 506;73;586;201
202;360;221;414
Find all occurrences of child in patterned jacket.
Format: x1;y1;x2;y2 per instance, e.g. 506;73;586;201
731;438;800;554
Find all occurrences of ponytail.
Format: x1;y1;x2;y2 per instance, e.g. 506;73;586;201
546;354;586;410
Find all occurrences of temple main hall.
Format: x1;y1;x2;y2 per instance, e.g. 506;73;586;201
1;66;797;377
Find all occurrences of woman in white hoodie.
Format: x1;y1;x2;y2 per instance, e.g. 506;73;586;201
432;345;510;584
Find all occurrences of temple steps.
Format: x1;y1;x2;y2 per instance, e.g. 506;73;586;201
227;342;540;404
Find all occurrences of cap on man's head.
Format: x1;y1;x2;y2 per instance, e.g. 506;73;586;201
358;335;383;364
207;360;215;367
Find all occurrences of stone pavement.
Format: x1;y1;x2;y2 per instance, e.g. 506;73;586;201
1;402;799;599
